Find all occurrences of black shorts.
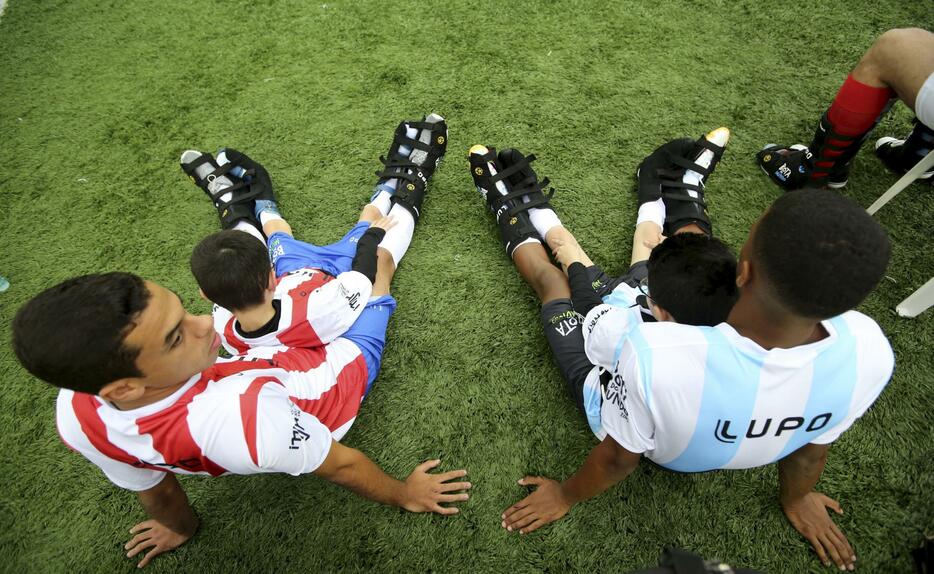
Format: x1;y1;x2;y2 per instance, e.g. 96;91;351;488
541;261;649;417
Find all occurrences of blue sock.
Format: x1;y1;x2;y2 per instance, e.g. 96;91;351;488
254;199;281;220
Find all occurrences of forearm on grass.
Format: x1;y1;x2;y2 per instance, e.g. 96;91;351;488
560;437;642;505
778;443;829;505
314;441;407;508
136;474;199;537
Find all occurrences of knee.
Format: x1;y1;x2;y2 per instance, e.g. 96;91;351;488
863;28;929;69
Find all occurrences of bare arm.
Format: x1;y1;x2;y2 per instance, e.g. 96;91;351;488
502;437;641;534
778;444;855;570
124;474;199;568
314;440;470;515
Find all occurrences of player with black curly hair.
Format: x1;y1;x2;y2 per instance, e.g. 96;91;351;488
483;138;892;572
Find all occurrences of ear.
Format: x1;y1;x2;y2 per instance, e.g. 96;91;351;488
198;288;209;302
651;304;675;322
267;269;277;292
98;378;146;403
736;259;753;289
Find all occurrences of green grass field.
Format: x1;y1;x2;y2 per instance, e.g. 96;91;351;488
1;1;932;572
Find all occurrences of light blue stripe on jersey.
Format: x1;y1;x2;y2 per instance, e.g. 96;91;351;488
582;374;603;437
626;327;655;411
774;316;857;461
664;328;765;472
602;284;638;308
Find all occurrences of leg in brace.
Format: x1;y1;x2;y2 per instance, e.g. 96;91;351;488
369;114;448;267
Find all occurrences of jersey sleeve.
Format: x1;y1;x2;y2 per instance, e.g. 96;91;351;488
212;304;240;355
56;392;166;492
302;270;373;345
582;303;640;371
250;383;333;475
810;329;895;445
599;347;656;454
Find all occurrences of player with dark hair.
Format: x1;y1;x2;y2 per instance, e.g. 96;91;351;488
11;115;471;570
183;116;445;355
480;138;893;571
468;131;737;439
758;27;934;190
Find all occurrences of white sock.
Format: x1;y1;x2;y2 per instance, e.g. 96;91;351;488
258;211;284;227
378;204;415;265
233;220;265;244
528;207;562;240
369;191;393;216
636;199;666;227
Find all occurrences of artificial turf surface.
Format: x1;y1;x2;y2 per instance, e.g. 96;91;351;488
0;1;932;572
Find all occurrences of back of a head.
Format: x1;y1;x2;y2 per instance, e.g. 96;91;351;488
754;189;891;319
190;230;271;312
648;233;738;326
12;272;151;394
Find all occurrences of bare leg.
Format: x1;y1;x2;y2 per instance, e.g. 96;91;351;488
512;242;571;304
358;203;382;224
852;28;934;110
262;218;293;238
542;227;595;268
371;247;396;297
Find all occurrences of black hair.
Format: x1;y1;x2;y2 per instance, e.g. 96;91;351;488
647;233;738;326
12;272;151;394
190;230;271;312
754;189;890;318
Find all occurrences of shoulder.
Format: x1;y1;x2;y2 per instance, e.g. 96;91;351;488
835;310;894;382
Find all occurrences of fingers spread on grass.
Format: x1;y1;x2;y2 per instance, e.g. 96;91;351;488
415;459;442;472
439;481;471;493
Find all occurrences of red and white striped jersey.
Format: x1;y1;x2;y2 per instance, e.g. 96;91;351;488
56;339;369;491
214;268;372;355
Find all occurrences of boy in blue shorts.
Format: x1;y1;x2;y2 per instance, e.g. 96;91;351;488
182;114;447;390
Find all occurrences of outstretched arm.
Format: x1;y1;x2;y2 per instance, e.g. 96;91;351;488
501;437;641;534
779;443;855;570
314;441;471;515
125;474;199;568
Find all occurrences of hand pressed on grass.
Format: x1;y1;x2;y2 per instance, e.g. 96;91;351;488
125;519;195;569
783;492;855;571
501;477;571;534
401;459;471;515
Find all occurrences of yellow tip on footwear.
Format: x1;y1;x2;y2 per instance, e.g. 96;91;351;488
705;127;730;147
469;144;489;155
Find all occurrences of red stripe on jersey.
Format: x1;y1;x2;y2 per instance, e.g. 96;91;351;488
289;354;368;432
279;278;325;348
239;377;281;466
223;316;251;356
71;393;167;473
135;377;227;476
269;346;329;372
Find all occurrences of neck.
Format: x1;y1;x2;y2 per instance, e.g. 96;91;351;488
727;292;827;350
236;302;277;333
109;378;191;411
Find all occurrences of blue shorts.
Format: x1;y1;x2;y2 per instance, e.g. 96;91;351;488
340;295;397;394
267;221;371;278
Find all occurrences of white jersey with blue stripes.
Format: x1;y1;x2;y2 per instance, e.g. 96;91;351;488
583;302;893;472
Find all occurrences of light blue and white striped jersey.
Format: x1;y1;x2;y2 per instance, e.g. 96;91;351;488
583;303;893;472
580;283;653;439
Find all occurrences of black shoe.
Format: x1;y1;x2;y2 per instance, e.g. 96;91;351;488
468;144;549;257
639;132;727;236
180;150;262;231
375;113;447;221
874;119;934;179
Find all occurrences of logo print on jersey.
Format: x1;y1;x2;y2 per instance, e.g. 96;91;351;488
338;284;361;311
288;403;311;450
605;373;629;420
714;413;832;443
